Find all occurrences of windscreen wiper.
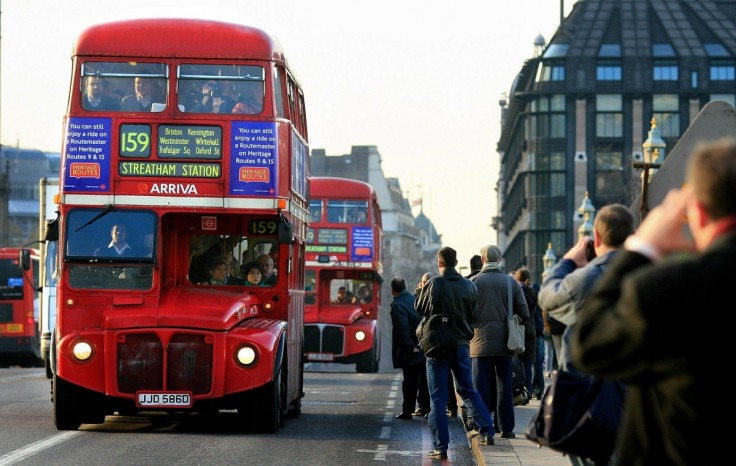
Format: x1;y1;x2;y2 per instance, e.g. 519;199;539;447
75;204;115;232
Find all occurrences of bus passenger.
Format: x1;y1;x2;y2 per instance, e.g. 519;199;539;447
227;256;245;285
82;76;120;111
353;285;372;304
192;80;234;114
242;261;264;286
256;254;278;286
354;209;367;224
333;286;352;303
121;76;161;112
201;256;229;285
231;81;263;114
94;224;135;257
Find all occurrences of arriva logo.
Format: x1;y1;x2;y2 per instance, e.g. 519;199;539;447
149;183;199;195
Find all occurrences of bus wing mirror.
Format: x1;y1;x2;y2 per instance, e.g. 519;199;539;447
19;249;31;271
279;221;293;244
45;218;59;242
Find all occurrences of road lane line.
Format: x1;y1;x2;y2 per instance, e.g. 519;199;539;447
0;431;83;465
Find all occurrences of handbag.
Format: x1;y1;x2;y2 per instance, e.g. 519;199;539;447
417;277;458;359
506;276;525;354
524;370;624;464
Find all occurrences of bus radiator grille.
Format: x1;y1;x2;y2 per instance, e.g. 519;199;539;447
117;332;212;395
303;324;344;355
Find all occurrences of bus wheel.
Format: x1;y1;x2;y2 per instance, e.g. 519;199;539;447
254;370;282;433
44;358;53;379
53;374;82;430
356;345;378;373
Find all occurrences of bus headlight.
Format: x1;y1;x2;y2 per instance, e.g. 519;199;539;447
72;340;93;361
355;331;366;342
235;345;258;367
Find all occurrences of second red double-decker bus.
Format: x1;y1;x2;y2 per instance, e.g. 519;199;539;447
304;177;382;373
50;18;309;432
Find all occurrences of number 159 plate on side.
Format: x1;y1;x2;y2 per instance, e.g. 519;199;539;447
136;391;193;408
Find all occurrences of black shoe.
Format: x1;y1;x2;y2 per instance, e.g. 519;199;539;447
395;412;412;420
500;431;515;438
412;408;429;416
479;436;495;445
427;450;448;460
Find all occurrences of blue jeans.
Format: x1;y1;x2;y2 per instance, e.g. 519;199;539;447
471;355;515;433
426;345;493;452
532;335;546;396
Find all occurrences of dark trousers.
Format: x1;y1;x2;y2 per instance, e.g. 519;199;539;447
402;361;429;413
447;374;458;412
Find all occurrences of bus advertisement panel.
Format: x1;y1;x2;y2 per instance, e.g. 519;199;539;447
304;177;383;373
51;19;309;432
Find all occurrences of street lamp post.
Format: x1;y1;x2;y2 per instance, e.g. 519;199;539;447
634;117;665;222
577;192;596;240
542;242;556;282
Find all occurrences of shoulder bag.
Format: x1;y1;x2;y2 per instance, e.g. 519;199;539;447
417;277;458;359
524;369;624;464
506;275;525;354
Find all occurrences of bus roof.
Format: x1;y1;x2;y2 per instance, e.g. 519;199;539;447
310;177;376;199
73;18;285;62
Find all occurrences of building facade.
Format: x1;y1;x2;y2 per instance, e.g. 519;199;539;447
310;145;441;289
496;0;736;282
0;146;59;247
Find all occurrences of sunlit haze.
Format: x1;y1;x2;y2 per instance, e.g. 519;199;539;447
0;0;576;268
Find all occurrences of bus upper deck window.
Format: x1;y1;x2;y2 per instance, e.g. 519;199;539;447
80;61;168;113
178;64;264;114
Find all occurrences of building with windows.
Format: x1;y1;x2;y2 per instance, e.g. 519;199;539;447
0;146;59;246
310;145;440;284
495;0;736;282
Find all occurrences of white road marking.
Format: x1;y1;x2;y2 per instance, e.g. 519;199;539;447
0;431;83;465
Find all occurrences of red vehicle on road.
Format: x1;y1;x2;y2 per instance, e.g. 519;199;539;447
50;18;309;432
304;177;382;372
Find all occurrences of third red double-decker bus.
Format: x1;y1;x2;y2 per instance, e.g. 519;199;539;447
0;248;41;368
304;177;382;373
50;18;309;432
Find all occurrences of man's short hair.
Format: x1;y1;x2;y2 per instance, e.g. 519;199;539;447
687;137;736;220
437;246;457;267
594;204;634;247
470;255;482;271
390;277;406;293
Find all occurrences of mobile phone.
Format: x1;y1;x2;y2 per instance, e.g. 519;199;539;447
585;239;596;261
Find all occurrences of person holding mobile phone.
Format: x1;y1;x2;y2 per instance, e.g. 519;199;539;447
538;203;634;465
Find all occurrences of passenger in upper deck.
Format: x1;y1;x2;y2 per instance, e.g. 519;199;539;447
81;76;120;111
231;81;264;115
353;209;367;224
190;80;235;114
121;76;163;112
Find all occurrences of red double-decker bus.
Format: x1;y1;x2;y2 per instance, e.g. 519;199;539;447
304;177;382;373
0;248;41;368
50;19;309;432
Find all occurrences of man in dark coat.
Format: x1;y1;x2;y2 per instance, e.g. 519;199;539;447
416;247;495;459
390;277;428;420
571;138;736;465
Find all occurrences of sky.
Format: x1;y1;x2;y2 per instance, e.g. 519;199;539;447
0;0;576;268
